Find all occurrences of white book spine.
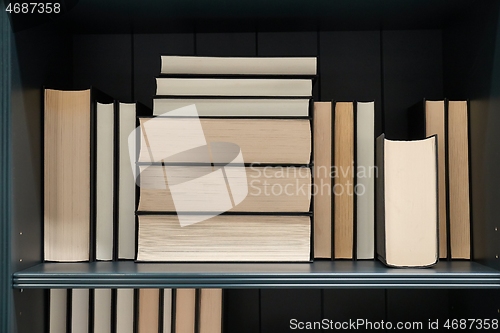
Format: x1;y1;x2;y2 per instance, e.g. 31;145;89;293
160;56;317;75
118;103;137;259
155;78;312;97
356;101;375;259
163;289;172;333
49;289;67;333
116;289;134;333
96;102;115;261
94;289;112;333
71;289;90;333
153;98;310;117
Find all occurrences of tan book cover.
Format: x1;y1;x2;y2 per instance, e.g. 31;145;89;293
448;101;471;259
175;289;196;333
138;289;160;333
138;166;311;213
313;102;332;258
138;118;311;165
198;289;223;333
334;102;354;259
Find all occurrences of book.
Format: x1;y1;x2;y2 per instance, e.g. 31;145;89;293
49;289;67;333
153;98;311;117
175;289;196;333
333;102;354;259
163;289;173;333
376;134;438;267
198;289;223;333
116;289;134;333
447;100;471;259
44;88;113;262
156;78;312;97
160;56;317;75
96;102;115;261
137;165;311;213
408;99;447;259
313;102;332;259
71;289;90;333
44;89;91;262
356;101;375;259
94;289;112;333
136;215;311;262
138;289;160;333
118;102;137;260
138;117;311;165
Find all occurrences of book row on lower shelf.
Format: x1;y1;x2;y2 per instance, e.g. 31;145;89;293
49;287;222;333
42;55;471;268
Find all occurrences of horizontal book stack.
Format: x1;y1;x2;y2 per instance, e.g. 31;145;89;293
48;288;223;333
136;56;316;262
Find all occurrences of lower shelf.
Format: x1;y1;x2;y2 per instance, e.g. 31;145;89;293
12;260;500;289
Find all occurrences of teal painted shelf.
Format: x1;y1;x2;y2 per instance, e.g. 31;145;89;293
13;261;500;289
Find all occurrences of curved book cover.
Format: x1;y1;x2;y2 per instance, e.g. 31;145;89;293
376;134;439;268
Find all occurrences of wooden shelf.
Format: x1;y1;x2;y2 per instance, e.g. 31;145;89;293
13;261;500;289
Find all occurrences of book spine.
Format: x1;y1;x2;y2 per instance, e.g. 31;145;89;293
375;135;386;263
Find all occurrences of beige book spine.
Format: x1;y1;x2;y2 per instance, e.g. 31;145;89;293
198;289;223;333
138;289;160;333
425;100;448;258
175;289;197;333
334;102;354;259
313;102;332;258
448;101;471;259
44;89;91;262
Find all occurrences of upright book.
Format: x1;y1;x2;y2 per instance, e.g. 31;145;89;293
333;102;354;259
116;289;134;333
447;100;471;259
175;289;196;333
117;102;138;260
49;289;67;333
95;101;115;261
356;101;376;260
160;56;317;75
138;289;160;333
376;134;438;267
44;88;113;262
313;102;332;259
71;289;90;333
198;289;223;333
94;289;112;333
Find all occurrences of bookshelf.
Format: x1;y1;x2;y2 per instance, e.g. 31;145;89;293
2;0;500;332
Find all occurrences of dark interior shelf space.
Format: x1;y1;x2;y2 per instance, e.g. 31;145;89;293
13;261;500;289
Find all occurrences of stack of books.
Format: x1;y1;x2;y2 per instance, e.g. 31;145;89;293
135;55;317;262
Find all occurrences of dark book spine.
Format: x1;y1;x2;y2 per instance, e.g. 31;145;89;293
375;134;386;264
